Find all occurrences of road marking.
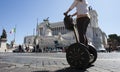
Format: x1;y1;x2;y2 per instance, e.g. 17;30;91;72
97;58;120;61
10;56;120;61
13;56;66;60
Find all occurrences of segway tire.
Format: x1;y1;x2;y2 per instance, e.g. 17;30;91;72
88;45;97;65
66;43;90;69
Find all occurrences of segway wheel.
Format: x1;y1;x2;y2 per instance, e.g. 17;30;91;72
88;45;97;65
66;43;90;69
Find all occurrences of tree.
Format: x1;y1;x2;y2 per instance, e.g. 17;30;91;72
108;34;120;51
117;36;120;45
108;34;118;40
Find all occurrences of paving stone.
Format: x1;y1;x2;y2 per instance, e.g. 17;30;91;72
0;53;120;72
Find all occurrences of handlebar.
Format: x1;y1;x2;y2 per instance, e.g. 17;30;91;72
64;13;67;16
64;13;72;18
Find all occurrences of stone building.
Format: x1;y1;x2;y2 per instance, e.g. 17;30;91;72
24;8;107;51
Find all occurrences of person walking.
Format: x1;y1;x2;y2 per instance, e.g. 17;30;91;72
64;0;90;46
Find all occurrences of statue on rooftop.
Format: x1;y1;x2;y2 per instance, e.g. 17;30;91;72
43;17;51;29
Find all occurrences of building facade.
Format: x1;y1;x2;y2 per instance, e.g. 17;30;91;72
24;8;107;51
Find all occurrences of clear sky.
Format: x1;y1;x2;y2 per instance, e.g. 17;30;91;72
0;0;120;44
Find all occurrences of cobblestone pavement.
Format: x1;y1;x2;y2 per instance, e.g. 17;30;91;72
0;52;120;72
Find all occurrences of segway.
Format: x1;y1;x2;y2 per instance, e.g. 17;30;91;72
64;14;97;69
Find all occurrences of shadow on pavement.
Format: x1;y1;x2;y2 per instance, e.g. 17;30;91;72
33;65;94;72
33;67;88;72
54;67;87;72
32;68;85;72
33;71;50;72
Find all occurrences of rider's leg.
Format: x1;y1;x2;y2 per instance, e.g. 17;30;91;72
77;18;85;44
82;17;90;46
77;17;90;46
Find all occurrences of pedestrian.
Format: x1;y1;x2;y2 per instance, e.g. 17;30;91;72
64;0;90;46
